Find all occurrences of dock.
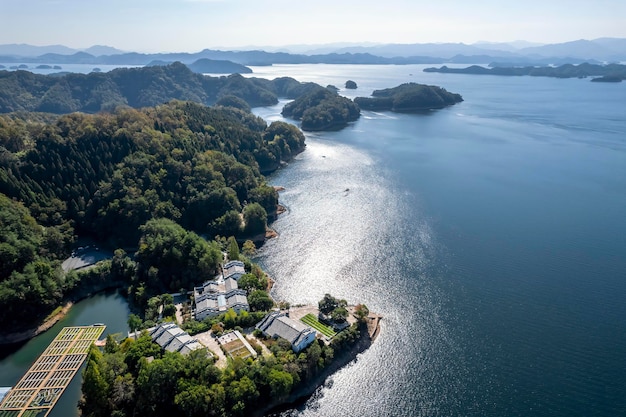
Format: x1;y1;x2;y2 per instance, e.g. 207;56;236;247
0;325;106;417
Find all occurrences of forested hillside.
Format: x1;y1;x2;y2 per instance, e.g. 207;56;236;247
354;82;463;112
0;63;318;113
0;100;305;330
281;86;360;131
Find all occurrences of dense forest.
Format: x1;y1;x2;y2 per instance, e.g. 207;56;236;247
0;100;305;330
354;82;463;112
0;62;321;113
281;86;360;131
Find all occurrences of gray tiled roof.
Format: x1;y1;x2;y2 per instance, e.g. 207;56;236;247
150;323;203;355
223;260;245;280
256;312;316;351
194;277;249;320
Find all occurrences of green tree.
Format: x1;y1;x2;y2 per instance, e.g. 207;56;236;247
227;236;240;261
135;218;222;294
210;210;242;238
330;306;348;323
318;293;338;316
354;303;370;322
238;273;262;292
247;290;274;312
242;240;256;257
242;203;267;236
227;376;259;413
267;368;294;398
174;383;211;417
79;345;110;417
124;333;161;373
127;314;142;338
135;353;185;415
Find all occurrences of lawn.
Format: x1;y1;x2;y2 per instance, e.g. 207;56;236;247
301;314;336;338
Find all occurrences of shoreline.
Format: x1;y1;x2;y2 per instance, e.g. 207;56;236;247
0;279;125;346
258;185;382;415
0;302;73;345
253;316;379;417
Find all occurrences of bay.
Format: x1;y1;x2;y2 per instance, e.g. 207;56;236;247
247;64;626;416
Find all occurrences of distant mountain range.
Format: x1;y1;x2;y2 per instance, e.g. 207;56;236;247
0;44;125;57
0;39;624;66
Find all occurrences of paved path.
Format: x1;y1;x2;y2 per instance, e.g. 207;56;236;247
195;331;227;369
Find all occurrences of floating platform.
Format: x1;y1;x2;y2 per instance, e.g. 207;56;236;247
0;325;106;417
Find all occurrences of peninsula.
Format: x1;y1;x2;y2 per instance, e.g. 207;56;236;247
0;100;305;338
79;248;380;417
423;62;626;81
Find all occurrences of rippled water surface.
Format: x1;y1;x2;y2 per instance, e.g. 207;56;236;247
249;65;626;416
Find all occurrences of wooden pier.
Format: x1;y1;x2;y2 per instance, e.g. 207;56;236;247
0;325;106;417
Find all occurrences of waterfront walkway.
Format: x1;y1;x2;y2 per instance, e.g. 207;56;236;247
0;325;105;417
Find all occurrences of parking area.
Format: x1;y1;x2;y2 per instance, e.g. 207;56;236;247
61;246;113;272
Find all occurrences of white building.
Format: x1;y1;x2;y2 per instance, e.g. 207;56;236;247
194;277;249;320
255;311;316;353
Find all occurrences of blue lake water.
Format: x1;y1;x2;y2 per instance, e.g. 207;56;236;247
0;63;623;417
248;64;626;416
0;291;130;417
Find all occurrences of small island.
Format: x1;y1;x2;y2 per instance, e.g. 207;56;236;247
591;75;623;83
36;64;53;69
187;58;253;74
345;80;357;89
281;86;360;131
354;82;463;112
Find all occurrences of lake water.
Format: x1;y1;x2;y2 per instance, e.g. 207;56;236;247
0;63;142;75
248;65;626;416
0;292;130;417
0;63;624;417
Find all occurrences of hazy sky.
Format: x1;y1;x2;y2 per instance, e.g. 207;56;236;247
1;0;625;52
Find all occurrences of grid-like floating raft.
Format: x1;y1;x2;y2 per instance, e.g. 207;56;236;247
0;325;106;417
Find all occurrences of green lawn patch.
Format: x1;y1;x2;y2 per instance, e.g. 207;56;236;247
301;314;336;338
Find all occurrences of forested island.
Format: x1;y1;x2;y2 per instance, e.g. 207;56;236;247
146;58;253;74
354;82;463;112
0;63;464;134
281;86;360;131
187;58;253;74
424;62;626;81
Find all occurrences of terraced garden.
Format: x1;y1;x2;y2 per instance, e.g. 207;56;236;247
301;313;336;338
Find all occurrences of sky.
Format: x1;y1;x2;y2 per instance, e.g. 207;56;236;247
1;0;625;52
